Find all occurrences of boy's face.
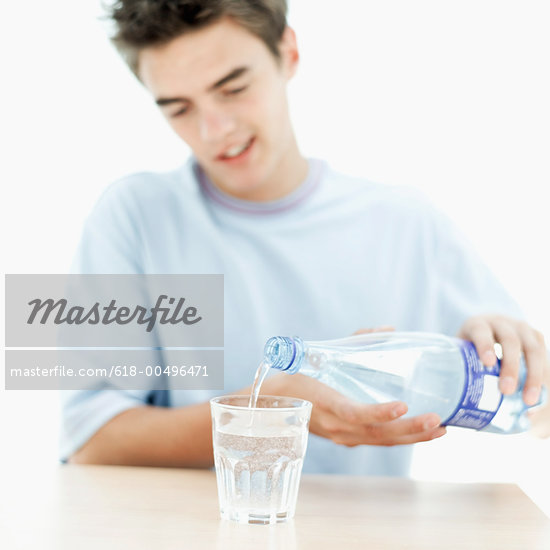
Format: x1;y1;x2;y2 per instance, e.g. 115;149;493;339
138;18;301;201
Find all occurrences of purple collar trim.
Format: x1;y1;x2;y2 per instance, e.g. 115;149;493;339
194;159;323;215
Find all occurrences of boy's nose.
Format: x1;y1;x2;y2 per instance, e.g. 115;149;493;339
199;109;237;143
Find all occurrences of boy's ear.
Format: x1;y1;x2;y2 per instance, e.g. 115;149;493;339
279;26;299;79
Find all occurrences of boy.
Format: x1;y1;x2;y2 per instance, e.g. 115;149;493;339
62;0;548;474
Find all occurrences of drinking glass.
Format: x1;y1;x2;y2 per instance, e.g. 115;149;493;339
210;395;312;525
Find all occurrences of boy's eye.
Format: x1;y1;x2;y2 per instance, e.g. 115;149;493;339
171;106;189;118
225;85;248;95
168;84;248;118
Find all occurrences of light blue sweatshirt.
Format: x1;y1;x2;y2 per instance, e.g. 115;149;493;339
61;158;522;475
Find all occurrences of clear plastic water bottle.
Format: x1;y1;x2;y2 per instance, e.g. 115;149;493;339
264;331;546;434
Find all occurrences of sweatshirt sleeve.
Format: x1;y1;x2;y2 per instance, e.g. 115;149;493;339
60;177;163;462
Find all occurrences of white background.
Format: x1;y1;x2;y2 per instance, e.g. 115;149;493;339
1;0;549;515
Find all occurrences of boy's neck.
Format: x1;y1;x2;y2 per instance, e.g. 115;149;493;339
206;138;309;202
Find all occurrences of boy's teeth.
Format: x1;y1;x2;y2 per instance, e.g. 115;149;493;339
224;140;250;158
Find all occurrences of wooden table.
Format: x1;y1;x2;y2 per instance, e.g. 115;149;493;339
2;465;550;549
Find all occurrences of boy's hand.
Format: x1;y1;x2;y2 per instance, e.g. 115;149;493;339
459;315;547;406
262;373;446;447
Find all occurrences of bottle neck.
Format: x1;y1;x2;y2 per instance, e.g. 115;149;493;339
264;336;305;373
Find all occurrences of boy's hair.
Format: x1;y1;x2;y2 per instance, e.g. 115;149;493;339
107;0;288;77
